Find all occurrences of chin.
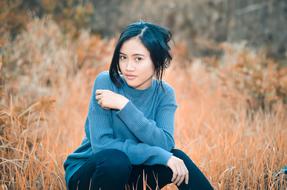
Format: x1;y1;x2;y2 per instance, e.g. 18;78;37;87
126;80;137;87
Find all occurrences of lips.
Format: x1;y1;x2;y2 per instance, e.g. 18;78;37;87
125;74;137;80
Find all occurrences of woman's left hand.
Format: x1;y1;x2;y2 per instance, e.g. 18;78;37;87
95;90;129;110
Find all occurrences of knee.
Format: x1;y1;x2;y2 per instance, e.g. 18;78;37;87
171;149;196;170
98;149;132;178
171;149;190;161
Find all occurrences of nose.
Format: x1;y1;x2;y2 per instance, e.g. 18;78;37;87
125;61;136;71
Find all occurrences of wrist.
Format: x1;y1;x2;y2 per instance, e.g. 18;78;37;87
118;97;129;110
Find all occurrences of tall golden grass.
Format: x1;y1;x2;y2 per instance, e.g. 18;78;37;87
1;18;286;189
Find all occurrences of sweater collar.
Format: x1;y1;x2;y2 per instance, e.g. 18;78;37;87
120;75;156;97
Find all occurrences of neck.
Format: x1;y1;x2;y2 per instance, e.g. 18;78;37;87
133;75;154;90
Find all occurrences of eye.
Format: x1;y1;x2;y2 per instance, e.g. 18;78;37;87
135;57;143;63
119;55;126;61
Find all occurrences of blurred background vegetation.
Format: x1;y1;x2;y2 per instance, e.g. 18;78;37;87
0;0;287;189
1;0;287;110
1;0;287;60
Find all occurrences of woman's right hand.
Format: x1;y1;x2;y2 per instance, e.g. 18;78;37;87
167;155;189;186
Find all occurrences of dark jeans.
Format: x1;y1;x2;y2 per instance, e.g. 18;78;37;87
68;149;213;190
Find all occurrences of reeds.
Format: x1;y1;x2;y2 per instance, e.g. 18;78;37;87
1;18;286;189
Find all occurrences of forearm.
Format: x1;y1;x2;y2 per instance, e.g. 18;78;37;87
116;101;175;151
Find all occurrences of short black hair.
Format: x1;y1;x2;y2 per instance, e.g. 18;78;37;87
109;20;173;89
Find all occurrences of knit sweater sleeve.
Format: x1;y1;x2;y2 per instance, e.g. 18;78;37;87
116;85;177;151
88;72;172;165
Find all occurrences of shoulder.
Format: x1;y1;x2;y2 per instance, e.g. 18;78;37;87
156;80;177;106
93;71;115;90
95;71;110;83
157;80;176;97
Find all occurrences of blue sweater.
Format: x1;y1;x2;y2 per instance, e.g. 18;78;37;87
63;71;178;186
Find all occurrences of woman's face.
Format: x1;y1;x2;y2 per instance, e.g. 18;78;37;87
119;37;155;90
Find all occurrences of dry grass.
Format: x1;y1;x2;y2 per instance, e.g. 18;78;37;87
165;60;287;189
0;18;286;189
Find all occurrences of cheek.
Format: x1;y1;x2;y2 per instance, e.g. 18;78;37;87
119;62;124;71
141;61;155;73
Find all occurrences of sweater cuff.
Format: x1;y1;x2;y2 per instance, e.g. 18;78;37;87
161;151;173;165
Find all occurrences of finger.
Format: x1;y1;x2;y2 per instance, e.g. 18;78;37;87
96;90;103;95
98;99;103;107
173;165;182;185
179;165;189;186
177;168;184;186
98;89;109;93
176;165;185;186
174;174;181;186
177;161;187;186
171;168;176;182
178;163;188;186
177;171;185;186
177;175;185;187
95;94;102;100
171;165;177;182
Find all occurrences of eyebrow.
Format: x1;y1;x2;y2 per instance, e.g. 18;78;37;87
119;52;145;57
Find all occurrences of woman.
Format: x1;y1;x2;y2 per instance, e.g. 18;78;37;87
64;21;213;190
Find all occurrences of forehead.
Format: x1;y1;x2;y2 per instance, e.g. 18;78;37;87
120;37;150;55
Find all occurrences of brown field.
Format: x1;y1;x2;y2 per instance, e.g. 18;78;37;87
1;19;286;190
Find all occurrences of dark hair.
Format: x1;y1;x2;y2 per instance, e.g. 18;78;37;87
109;20;173;89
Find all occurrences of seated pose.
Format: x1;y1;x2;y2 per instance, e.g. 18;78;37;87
64;21;214;190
